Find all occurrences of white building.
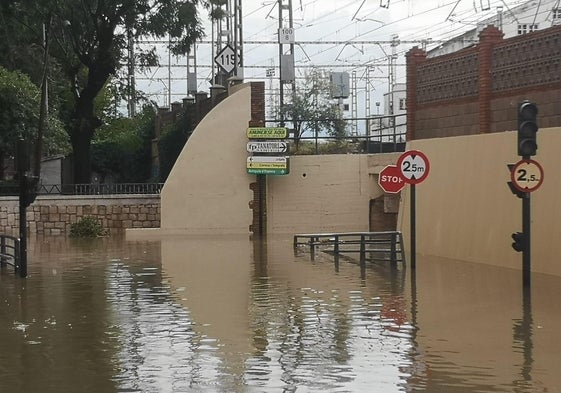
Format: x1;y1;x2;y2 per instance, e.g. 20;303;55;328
368;83;407;144
429;0;561;57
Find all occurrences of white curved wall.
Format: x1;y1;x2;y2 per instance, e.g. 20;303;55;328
159;84;254;235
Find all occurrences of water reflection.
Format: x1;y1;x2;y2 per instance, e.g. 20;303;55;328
0;234;560;392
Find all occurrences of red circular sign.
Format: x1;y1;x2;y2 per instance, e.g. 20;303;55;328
397;150;430;185
378;165;405;193
510;159;544;193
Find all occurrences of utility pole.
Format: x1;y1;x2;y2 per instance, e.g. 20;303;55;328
351;71;358;135
186;45;198;97
233;0;243;80
278;0;296;128
127;28;136;116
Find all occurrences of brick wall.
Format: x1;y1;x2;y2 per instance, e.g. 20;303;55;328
0;195;160;235
407;25;561;139
248;82;266;236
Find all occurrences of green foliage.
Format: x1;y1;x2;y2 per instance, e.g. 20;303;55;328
92;106;156;182
0;66;39;155
292;140;363;155
278;68;349;141
69;216;108;238
157;112;194;182
1;0;207;183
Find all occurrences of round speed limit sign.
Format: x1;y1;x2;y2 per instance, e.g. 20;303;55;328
397;150;430;184
510;159;544;193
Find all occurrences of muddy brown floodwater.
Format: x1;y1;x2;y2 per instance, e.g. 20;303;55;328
0;233;560;392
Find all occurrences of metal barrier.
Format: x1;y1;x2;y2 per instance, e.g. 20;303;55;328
293;231;406;266
265;114;407;155
1;182;164;196
0;235;22;277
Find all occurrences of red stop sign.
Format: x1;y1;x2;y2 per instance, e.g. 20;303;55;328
378;165;405;193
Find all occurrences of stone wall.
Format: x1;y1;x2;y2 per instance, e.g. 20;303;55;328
0;195;160;235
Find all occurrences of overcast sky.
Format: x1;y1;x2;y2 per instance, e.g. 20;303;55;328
138;0;531;112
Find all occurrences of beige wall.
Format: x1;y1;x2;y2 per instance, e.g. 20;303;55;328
130;80;401;239
266;153;399;234
158;83;254;235
399;127;561;276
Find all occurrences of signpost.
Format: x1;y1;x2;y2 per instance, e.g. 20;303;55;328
397;150;430;184
215;45;236;74
247;156;289;175
245;127;290;176
510;159;544;193
378;165;405;194
508;158;544;288
246;127;288;139
397;150;431;269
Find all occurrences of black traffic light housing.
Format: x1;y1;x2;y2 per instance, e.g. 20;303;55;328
21;175;39;208
517;101;538;157
511;231;526;252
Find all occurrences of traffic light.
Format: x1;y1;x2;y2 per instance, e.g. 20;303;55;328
517;101;538;157
21;175;39;208
511;232;526;252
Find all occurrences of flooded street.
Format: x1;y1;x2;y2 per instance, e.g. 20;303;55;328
1;234;560;392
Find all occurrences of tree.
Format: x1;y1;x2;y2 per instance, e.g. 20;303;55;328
2;0;217;183
0;67;39;179
0;66;68;179
279;68;349;146
92;106;156;183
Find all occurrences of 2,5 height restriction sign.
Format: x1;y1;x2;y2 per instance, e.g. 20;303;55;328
510;159;544;193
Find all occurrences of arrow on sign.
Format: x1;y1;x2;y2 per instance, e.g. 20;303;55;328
247;141;288;154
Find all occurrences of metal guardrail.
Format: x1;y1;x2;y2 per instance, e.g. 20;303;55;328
0;235;22;277
0;183;164;196
266;114;407;155
294;231;406;266
55;183;164;195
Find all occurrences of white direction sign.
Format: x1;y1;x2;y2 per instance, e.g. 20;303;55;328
215;45;236;74
397;150;430;184
247;156;289;175
247;141;288;154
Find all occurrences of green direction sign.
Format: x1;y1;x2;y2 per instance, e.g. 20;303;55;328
247;167;289;175
246;127;288;139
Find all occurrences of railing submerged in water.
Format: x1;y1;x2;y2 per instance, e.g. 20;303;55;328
293;231;406;267
0;235;23;277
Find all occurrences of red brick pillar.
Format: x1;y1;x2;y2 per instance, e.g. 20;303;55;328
406;47;427;141
478;26;503;134
248;82;266;235
249;82;265;127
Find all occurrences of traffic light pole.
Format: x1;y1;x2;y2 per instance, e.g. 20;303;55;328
16;139;29;278
522;191;531;287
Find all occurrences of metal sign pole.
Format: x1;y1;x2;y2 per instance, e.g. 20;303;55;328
522;192;531;287
16;139;28;278
410;184;416;269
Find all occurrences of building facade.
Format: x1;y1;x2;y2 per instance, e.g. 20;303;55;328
429;0;561;57
406;24;561;140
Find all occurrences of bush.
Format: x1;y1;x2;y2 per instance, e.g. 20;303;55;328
69;216;108;237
